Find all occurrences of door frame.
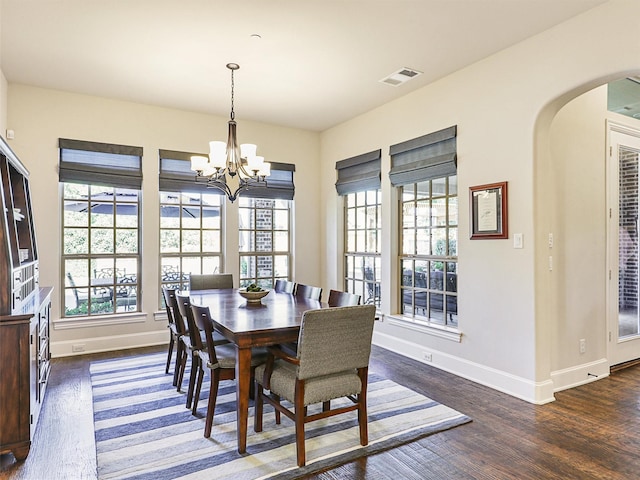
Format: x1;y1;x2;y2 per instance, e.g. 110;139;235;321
606;120;640;367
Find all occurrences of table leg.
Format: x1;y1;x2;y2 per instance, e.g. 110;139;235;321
235;346;252;454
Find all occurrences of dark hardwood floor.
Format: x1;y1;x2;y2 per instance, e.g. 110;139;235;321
1;344;639;479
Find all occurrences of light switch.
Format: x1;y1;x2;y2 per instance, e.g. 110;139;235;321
513;233;523;249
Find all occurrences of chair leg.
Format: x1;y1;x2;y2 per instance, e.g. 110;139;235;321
192;362;205;416
358;367;369;446
204;370;221;438
173;341;183;387
176;346;187;392
254;379;264;433
186;353;199;409
274;394;281;424
294;380;306;467
165;335;174;374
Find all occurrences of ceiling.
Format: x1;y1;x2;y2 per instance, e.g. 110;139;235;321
608;77;640;120
0;0;605;132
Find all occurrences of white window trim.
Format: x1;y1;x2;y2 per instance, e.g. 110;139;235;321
53;312;147;330
384;313;462;343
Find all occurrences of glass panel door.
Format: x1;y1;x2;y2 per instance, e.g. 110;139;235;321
608;125;640;366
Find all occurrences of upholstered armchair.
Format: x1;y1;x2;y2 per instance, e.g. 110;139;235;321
253;304;376;467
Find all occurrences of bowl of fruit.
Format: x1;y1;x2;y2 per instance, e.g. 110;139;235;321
238;284;270;304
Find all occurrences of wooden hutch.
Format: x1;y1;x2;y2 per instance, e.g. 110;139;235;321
0;137;52;460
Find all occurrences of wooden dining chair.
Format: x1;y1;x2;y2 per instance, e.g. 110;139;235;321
164;289;192;391
327;289;361;307
274;279;295;294
190;304;267;437
294;283;322;302
161;287;186;387
254;304;376;467
174;293;229;407
188;273;233;291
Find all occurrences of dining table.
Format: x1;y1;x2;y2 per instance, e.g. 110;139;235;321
188;288;328;453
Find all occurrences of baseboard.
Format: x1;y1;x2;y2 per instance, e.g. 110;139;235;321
52;330;168;357
610;357;640;372
550;358;610;392
372;331;556;404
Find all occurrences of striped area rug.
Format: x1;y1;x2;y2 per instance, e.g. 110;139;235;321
90;352;471;480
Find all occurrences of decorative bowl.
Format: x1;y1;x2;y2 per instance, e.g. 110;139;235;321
238;289;270;304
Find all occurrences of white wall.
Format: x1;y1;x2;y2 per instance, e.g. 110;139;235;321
320;0;640;403
6;85;320;356
0;0;7;133
549;87;608;371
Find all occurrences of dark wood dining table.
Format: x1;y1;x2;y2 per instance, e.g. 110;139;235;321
188;288;327;453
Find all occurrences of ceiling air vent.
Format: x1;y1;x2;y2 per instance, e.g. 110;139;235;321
379;67;422;87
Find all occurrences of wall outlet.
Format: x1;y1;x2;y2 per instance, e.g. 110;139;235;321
72;344;85;353
579;339;586;354
423;352;433;362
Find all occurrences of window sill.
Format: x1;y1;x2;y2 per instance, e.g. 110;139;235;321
53;312;147;330
383;313;462;343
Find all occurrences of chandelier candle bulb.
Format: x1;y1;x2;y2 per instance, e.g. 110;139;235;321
241;144;257;158
190;155;208;172
258;162;271;177
209;141;226;168
247;155;265;172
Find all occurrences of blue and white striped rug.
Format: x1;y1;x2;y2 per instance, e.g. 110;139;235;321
90;352;471;480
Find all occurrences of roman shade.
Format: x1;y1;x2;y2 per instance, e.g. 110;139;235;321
335;149;381;195
59;138;143;189
159;150;295;200
241;162;295;200
159;149;220;194
388;126;457;186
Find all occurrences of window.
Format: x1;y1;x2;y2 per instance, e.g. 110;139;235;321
344;190;382;306
389;126;458;326
335;149;382;306
60;139;143;317
158;150;223;300
239;197;291;289
400;176;457;325
159;192;222;291
236;161;295;289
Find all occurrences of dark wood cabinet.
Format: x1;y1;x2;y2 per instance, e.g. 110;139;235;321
0;137;52;460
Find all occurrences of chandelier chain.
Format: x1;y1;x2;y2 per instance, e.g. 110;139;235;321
230;68;235;121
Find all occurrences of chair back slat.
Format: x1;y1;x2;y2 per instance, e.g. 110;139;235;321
176;293;203;349
161;286;177;327
327;289;361;307
274;279;295;294
190;304;219;366
189;273;233;291
295;283;322;302
163;287;187;335
296;304;376;380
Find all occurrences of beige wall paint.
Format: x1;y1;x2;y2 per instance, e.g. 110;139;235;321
0;0;7;134
548;86;608;371
6;85;320;354
0;71;7;136
320;0;640;402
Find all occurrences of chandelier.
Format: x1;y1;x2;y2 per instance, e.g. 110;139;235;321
191;63;270;202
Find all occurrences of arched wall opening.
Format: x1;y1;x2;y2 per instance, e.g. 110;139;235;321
534;71;640;395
